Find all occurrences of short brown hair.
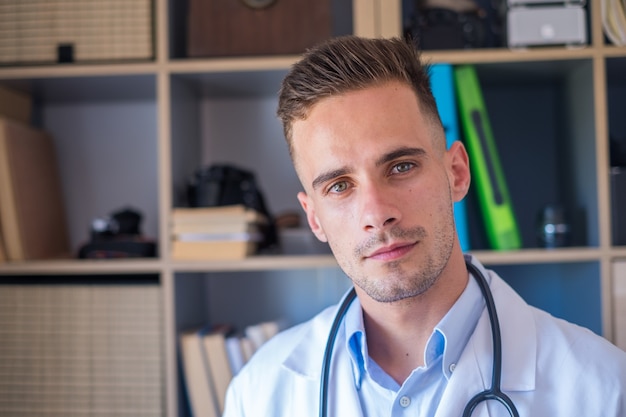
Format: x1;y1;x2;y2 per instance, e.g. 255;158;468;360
277;36;442;158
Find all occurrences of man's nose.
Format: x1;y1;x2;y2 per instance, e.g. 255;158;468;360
358;182;402;232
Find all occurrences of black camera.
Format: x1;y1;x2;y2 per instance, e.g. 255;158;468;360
405;0;504;50
78;207;157;259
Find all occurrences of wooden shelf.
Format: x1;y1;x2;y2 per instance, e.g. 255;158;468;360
0;258;162;275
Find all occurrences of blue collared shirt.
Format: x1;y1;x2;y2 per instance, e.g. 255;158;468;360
343;272;486;416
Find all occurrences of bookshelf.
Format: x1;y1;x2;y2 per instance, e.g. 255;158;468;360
0;1;625;416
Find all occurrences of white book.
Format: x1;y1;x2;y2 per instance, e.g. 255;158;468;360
203;330;234;413
225;336;245;375
179;329;219;417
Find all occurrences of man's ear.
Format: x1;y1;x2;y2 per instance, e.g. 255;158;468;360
447;141;471;203
297;191;328;242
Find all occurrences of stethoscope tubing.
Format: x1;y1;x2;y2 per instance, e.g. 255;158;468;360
463;259;519;417
319;257;520;417
319;287;356;417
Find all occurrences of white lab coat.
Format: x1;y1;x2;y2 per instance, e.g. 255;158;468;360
223;257;626;416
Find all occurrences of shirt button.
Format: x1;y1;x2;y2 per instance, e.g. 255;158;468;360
399;396;411;408
449;363;456;373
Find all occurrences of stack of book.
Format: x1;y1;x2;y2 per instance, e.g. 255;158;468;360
179;320;281;417
171;205;266;261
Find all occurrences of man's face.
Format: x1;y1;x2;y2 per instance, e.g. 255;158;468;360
292;81;470;303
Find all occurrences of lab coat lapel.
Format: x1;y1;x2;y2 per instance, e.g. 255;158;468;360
434;317;491;417
327;351;365;415
283;293;365;415
435;268;537;417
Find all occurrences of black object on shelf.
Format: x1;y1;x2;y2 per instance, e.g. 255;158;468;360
403;0;504;50
78;207;157;259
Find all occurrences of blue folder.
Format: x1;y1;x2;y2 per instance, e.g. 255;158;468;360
429;63;471;252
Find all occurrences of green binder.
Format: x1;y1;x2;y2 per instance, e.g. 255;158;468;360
454;65;521;250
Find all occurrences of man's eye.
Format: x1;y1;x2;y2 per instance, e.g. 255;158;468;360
329;181;348;194
392;162;415;174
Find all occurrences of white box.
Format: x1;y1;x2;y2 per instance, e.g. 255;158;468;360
507;0;585;5
507;5;587;48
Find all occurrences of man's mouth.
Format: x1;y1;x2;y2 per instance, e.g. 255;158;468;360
365;241;417;262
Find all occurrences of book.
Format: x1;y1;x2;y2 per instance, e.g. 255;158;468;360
0;117;70;261
244;320;281;351
173;221;262;243
179;328;220;417
171;205;265;260
175;231;262;242
202;326;235;413
224;336;246;376
172;221;260;237
171;240;256;261
172;205;267;225
180;322;279;417
429;63;471;252
453;65;522;250
239;337;256;363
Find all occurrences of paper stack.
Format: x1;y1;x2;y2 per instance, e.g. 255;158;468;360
171;205;266;260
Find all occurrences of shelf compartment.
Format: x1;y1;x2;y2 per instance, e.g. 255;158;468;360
168;69;303;260
462;58;598;250
0;74;160;260
0;273;164;416
172;266;350;416
489;261;603;335
607;57;626;247
167;0;353;60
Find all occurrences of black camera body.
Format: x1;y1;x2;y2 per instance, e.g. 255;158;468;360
405;0;504;50
78;207;157;259
187;164;266;210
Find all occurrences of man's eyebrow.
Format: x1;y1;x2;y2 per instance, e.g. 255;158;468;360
310;147;426;191
312;168;351;191
376;147;426;167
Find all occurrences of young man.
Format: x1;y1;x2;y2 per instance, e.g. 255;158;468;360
222;36;626;416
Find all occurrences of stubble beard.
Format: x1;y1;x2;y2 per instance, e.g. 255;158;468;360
336;208;456;304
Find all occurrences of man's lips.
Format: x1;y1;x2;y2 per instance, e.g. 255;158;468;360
365;241;417;261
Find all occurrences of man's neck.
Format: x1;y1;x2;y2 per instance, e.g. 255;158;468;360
358;257;469;384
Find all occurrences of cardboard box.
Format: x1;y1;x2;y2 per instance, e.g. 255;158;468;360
0;118;70;261
0;0;153;65
0;86;32;125
187;0;333;57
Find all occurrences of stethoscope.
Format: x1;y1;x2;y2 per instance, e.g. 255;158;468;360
319;256;520;417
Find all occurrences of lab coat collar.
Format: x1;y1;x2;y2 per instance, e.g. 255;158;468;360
282;290;351;380
465;255;537;393
435;256;536;416
282;290;365;414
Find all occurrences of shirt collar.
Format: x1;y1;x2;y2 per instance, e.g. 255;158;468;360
343;269;486;387
436;270;485;379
